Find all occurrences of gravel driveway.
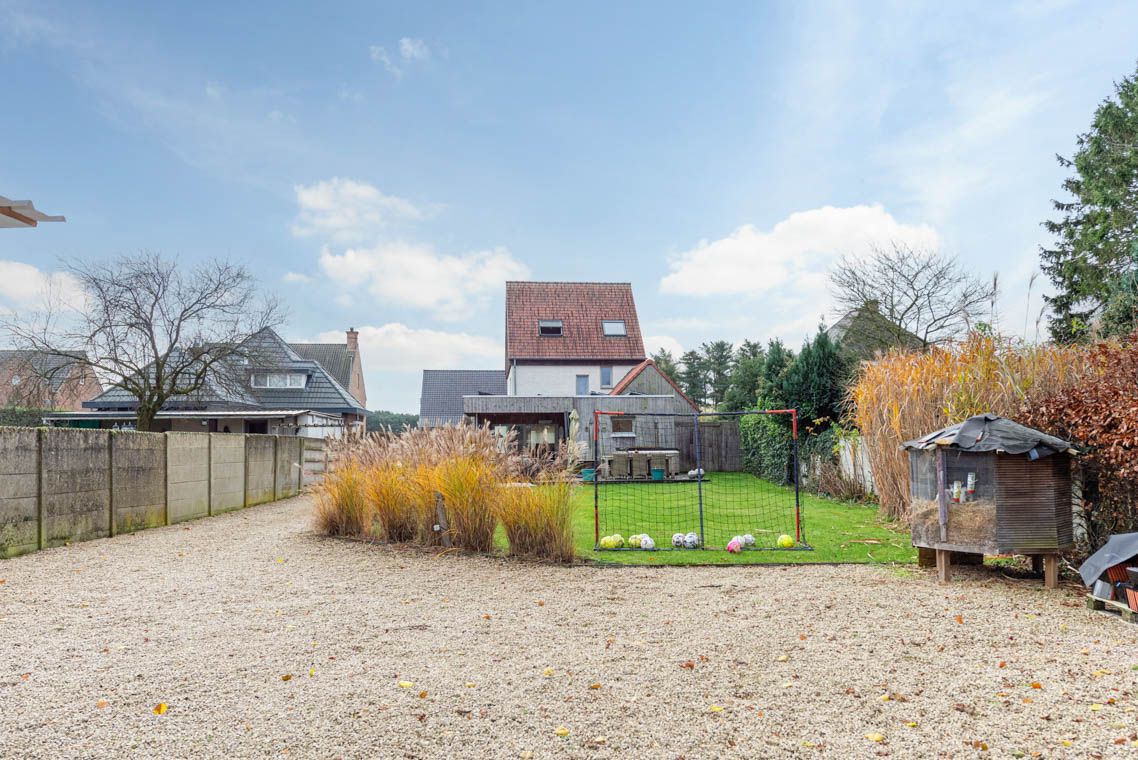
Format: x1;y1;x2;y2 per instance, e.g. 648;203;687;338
2;495;1137;759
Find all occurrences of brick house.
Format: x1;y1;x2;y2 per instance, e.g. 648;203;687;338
0;351;101;410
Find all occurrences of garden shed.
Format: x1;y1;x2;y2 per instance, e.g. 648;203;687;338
903;413;1075;587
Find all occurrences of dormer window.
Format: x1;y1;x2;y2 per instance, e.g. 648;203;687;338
538;320;563;337
251;373;307;389
602;320;627;336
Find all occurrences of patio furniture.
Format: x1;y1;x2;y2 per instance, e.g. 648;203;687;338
630;452;650;479
610;452;630;479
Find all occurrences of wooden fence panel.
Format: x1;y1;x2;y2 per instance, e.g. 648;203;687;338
675;419;741;472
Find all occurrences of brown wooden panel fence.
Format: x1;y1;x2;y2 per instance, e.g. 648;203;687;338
675;418;741;472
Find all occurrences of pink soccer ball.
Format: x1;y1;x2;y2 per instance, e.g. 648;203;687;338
726;538;743;554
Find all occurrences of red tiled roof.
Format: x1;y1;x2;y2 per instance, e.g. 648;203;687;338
505;282;646;366
609;359;698;411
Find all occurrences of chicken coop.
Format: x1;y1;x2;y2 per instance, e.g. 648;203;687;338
903;413;1075;587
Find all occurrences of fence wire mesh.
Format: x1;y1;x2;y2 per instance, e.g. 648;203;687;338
593;410;808;551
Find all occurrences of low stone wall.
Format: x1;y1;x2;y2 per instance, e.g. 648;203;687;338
0;429;324;559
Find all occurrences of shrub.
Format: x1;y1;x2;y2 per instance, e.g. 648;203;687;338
739;398;794;484
432;456;501;553
364;464;417;542
313;461;373;537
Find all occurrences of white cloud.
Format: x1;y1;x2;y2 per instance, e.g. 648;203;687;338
316;323;499;373
282;271;311;284
291;177;423;242
337;84;364;103
660;204;939;298
0;261;84;311
399;37;430;61
369;45;401;77
319;242;530;321
643;335;684;358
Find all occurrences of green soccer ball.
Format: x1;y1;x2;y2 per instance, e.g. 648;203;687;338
777;534;795;548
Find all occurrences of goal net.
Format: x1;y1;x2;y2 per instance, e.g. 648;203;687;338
592;410;808;551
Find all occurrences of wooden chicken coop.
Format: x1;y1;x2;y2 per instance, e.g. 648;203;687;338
903;414;1075;587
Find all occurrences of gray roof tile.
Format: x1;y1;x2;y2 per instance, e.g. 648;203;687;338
419;369;506;426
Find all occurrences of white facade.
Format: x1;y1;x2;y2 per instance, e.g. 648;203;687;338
507;362;640;396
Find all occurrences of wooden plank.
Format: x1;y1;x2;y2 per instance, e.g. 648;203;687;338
936;548;952;584
1087;595;1138;623
1043;554;1059;589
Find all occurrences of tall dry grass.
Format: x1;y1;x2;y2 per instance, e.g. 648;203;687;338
850;334;1088;522
313;423;577;561
498;481;575;562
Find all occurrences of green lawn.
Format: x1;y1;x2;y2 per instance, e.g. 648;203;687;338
572;472;915;565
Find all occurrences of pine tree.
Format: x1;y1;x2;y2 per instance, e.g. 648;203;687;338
650;347;679;379
1042;65;1138;342
759;339;792;406
677;349;708;408
780;330;852;425
700;340;736;408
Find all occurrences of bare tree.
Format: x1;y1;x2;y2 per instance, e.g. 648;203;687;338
3;253;283;431
829;242;998;348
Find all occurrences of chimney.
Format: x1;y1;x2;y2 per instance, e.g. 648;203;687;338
346;327;359;351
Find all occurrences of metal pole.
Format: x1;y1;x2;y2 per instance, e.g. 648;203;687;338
593;410;600;550
694;412;705;548
791;409;802;544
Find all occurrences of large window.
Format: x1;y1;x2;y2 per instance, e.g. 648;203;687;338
601;320;627;336
538;320;563;336
251;373;307;389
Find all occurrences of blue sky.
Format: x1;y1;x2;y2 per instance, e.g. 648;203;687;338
2;1;1137;412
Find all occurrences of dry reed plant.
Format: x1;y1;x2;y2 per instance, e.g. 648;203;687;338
850;334;1088;522
497;480;576;562
313;461;374;537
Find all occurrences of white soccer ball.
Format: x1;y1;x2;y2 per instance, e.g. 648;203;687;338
683;532;699;549
641;536;655;550
671;533;685;548
742;534;755;547
731;535;744;548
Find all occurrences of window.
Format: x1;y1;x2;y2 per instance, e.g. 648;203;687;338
601;320;627;336
251;373;307;389
611;416;634;435
575;374;589;395
600;366;613;388
538;320;563;337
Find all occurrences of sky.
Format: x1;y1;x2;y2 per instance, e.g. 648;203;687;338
2;1;1137;413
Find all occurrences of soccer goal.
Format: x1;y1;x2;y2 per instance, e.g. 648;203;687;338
592;409;810;552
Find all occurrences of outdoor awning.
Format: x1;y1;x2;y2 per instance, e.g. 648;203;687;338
0;196;66;229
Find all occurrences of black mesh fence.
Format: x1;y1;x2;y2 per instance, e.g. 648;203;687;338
593;410;809;551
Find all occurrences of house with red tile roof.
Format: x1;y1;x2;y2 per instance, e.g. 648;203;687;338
504;281;647;396
458;281;695;460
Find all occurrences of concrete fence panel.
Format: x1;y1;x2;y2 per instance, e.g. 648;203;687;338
275;436;301;499
209;434;245;513
110;432;167;535
301;438;326;487
0;428;41;558
244;435;276;507
167;432;210;523
40;429;111;547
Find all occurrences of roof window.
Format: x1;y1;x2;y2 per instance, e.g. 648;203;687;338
538;320;563;337
602;320;627;336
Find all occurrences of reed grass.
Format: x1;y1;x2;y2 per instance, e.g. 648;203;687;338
313;461;373;537
498;481;575;563
850;333;1088;522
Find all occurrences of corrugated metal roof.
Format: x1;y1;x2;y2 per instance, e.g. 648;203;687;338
419;369;506;426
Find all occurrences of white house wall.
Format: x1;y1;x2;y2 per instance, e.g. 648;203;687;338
509;363;639;396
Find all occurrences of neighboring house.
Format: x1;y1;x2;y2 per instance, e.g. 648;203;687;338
0;350;102;410
42;328;366;437
419;369;506;428
463;281;692;459
826;300;925;360
290;328;367;410
505;281;646;396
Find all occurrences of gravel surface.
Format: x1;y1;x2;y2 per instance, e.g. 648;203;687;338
2;495;1138;759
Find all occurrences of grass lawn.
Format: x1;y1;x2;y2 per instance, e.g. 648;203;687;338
571;472;915;565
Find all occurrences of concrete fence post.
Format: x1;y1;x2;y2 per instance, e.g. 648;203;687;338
207;432;213;516
36;428;44;551
107;431;116;538
163;432;170;527
272;435;280;501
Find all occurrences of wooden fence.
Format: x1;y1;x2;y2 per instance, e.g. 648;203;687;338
675;419;742;472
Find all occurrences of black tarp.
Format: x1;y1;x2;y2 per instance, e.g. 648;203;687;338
901;413;1072;458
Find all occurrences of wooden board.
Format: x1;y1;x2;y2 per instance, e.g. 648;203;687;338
1086;595;1138;623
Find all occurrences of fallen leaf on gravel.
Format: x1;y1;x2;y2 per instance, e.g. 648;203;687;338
1030;682;1042;689
709;705;724;712
20;673;29;681
589;683;601;690
776;655;789;662
520;752;533;759
954;615;964;625
554;726;569;737
536;600;544;606
953;703;975;716
865;732;885;742
418;691;428;699
783;682;793;688
698;655;709;662
281;674;292;681
153;703;168;715
482;614;492;620
970;740;989;751
1090;703;1103;711
680;661;695;670
1092;669;1111;677
465;682;477;688
96;699;107;709
1061;740;1073;747
905;722;917;728
1022;698;1033;704
593;737;607;745
998;661;1006;668
398;680;414;688
542;667;554;677
308;668;316;678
